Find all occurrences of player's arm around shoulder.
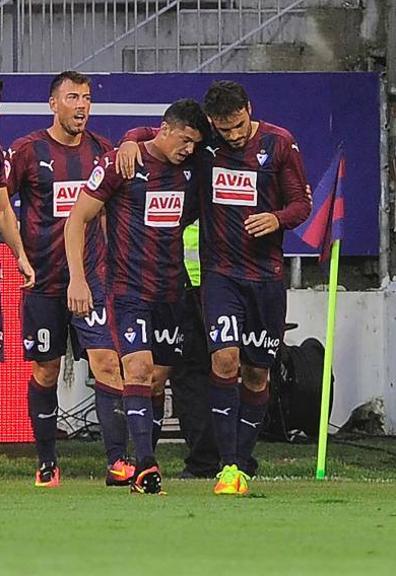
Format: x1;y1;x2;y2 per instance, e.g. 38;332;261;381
272;130;312;230
115;127;158;179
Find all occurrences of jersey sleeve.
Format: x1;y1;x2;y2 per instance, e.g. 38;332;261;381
5;139;31;197
84;149;124;203
118;126;159;145
271;133;311;230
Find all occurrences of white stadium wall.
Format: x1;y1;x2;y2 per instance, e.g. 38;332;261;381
286;287;396;434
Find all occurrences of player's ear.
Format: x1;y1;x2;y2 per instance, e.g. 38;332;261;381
49;96;57;114
160;120;170;137
247;101;252;116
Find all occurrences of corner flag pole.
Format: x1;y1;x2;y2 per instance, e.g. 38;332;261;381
316;239;341;480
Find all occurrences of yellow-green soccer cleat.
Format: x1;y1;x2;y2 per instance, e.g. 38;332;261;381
237;469;250;495
214;464;240;495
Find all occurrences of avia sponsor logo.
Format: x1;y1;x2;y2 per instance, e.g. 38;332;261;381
53;180;86;217
154;327;180;345
241;329;280;350
144;191;185;227
84;307;107;327
212;167;257;206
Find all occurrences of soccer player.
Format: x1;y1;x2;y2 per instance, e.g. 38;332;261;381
117;80;311;495
6;71;133;487
200;81;311;494
65;99;210;494
0;145;35;361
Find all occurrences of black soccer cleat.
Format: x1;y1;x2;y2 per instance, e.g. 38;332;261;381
130;458;164;495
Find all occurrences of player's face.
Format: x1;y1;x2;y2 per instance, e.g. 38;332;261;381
162;123;203;164
210;104;252;149
50;80;91;137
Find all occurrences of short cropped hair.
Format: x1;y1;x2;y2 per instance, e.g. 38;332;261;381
203;80;249;119
49;71;91;97
164;98;211;139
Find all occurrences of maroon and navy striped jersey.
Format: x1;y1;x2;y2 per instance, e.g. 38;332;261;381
6;129;111;295
0;146;7;187
198;121;310;281
84;144;198;302
120;122;311;282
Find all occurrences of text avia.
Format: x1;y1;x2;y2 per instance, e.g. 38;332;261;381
212;167;257;206
53;180;86;217
144;191;185;227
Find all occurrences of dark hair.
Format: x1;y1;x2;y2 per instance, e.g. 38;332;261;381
203;80;249;119
49;71;91;97
164;98;211;139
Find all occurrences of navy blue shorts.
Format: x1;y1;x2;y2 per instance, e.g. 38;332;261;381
201;271;286;368
111;295;184;366
22;291;116;362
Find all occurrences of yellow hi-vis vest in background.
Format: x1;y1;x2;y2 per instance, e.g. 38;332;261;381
183;221;200;287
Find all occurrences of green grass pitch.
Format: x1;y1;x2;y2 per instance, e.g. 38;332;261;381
1;439;396;575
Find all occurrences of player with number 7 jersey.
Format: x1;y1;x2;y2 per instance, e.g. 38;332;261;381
65;99;210;494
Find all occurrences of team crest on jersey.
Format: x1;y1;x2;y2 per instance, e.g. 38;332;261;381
53;181;86;217
144;191;185;227
86;165;105;191
256;149;268;166
212;167;257;206
183;170;191;181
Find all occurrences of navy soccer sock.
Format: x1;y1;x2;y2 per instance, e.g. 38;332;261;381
28;376;58;466
237;384;269;474
209;372;240;466
152;392;165;451
95;381;129;466
124;385;154;466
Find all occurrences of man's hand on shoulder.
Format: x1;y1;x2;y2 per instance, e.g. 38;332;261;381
115;141;143;180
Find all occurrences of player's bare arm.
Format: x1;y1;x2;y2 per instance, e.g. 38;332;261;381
65;191;104;316
0;187;35;288
115;141;143;179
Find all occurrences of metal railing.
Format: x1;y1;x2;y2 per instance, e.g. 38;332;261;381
0;1;308;73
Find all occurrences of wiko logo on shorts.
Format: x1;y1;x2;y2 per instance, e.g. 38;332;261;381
154;327;180;345
53;180;86;217
241;330;280;350
144;191;185;227
212;167;257;206
84;308;107;327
